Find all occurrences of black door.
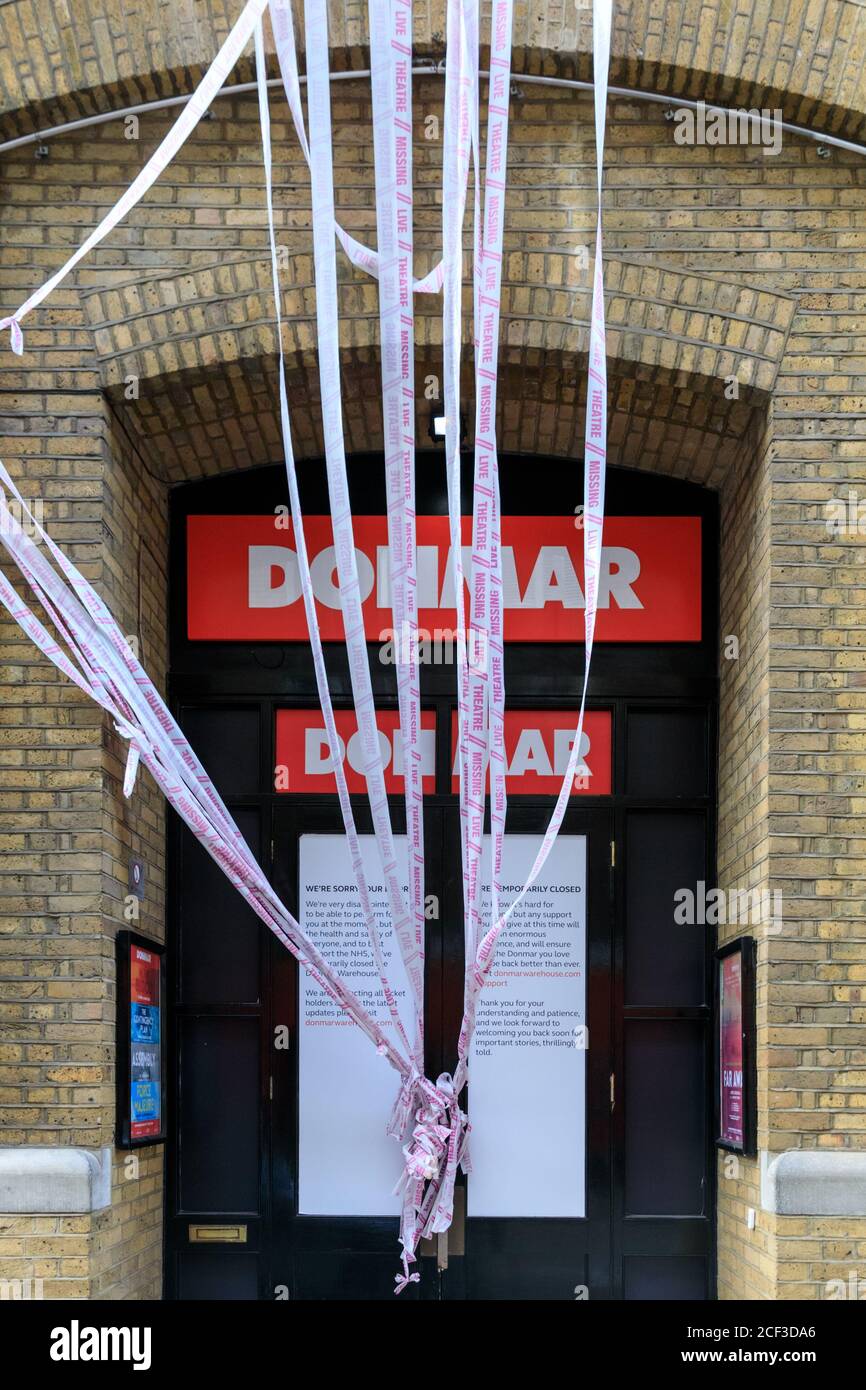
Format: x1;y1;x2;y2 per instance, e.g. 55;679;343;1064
165;701;714;1300
612;706;717;1300
165;458;718;1301
439;803;613;1300
267;799;613;1301
268;798;440;1300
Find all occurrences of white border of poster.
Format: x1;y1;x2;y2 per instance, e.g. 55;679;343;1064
298;834;412;1215
298;832;586;1220
468;834;587;1218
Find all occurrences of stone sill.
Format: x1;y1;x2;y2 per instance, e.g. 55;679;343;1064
0;1146;112;1213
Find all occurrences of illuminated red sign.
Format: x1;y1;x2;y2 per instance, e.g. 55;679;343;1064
188;515;701;643
450;709;611;797
275;708;612;796
275;710;437;795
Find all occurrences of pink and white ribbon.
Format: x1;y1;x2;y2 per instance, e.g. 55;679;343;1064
0;0;271;355
0;0;614;1293
269;0;442;294
367;0;427;1074
466;0;511;970
440;0;478;996
302;0;425;1055
422;0;516;1240
0;0;442;357
255;22;415;1067
0;460;413;1078
452;0;612;1099
261;7;460;1282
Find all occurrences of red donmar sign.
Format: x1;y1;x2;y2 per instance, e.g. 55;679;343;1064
276;710;436;795
449;710;611;796
187;515;701;643
275;709;612;796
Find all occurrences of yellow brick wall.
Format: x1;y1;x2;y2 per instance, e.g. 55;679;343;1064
1;10;865;1300
0;398;167;1298
717;411;774;1299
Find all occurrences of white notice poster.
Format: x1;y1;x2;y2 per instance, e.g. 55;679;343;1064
468;835;586;1218
298;834;412;1215
299;832;586;1219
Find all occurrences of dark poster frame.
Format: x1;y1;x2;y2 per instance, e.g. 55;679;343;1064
116;929;168;1149
714;935;757;1157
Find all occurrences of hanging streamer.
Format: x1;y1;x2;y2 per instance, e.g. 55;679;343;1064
256;20;463;1282
0;0;613;1293
451;0;612;1098
302;0;425;1050
263;0;477;1289
264;0;443;292
440;0;478;1008
0;460;411;1075
0;0;270;355
0;0;441;361
254;22;415;1069
367;0;426;1067
465;0;512;979
422;0;516;1239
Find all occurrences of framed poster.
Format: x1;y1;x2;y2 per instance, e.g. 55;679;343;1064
467;834;586;1218
296;833;586;1218
715;936;756;1155
116;931;167;1148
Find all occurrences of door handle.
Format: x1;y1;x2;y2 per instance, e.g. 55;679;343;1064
610;1072;615;1112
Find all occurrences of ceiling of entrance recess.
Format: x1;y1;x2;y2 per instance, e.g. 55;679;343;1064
103;345;758;490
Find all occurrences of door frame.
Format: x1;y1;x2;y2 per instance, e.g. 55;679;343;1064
165;455;719;1300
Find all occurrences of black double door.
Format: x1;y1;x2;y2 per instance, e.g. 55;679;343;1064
269;800;613;1301
167;751;714;1301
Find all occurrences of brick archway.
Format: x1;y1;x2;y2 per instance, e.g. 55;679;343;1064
81;254;793;488
2;1;866;142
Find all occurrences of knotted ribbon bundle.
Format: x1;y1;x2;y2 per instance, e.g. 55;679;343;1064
387;1070;470;1291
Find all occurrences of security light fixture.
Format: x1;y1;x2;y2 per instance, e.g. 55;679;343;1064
428;408;467;445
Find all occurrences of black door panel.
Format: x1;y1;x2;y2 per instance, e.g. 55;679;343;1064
449;805;613;1301
269;798;440;1301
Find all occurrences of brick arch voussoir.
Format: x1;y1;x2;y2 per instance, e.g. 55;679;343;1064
83;251;795;406
104;320;770;493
